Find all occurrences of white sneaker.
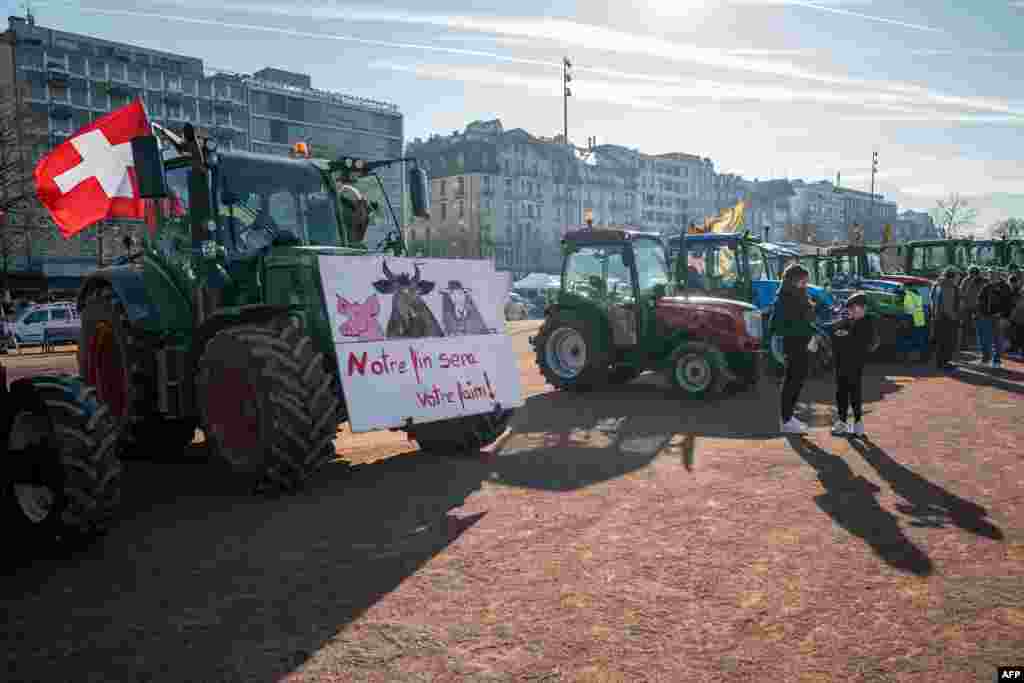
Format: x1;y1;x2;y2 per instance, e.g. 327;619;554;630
781;417;808;434
831;420;850;436
793;416;809;429
852;420;865;436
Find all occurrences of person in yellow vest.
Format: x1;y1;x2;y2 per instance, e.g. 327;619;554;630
903;285;928;361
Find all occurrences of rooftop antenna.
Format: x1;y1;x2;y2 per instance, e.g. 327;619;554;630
23;0;35;25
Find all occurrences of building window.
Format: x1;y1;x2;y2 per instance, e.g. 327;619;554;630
456;176;465;195
439;179;446;197
440;203;447;220
457;200;465;218
269;119;287;144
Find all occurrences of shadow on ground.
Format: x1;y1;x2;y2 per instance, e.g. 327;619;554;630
785;436;935;576
1;449;489;682
847;438;1004;540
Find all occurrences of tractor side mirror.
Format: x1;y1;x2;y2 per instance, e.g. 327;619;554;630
408;167;431;219
131;135;168;198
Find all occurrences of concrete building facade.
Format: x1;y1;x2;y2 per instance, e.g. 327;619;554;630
788;179;845;243
406;119;719;273
0;14;404;281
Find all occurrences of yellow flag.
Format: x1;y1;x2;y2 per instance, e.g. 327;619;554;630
707;200;746;233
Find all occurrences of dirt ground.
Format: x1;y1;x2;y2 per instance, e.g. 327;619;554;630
3;322;1023;682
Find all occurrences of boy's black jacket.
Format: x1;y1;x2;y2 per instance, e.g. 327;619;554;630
829;316;875;373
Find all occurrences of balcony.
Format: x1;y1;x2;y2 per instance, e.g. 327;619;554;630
49;102;73;119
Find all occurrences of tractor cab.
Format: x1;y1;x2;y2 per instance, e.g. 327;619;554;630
534;228;762;398
559;228;671;349
897;240;969;280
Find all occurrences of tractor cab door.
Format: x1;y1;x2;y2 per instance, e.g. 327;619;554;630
562;243;638;347
629;237;671;347
703;241;746;302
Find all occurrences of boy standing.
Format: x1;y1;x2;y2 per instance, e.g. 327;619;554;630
830;292;875;437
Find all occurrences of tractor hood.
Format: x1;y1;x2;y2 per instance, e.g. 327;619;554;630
660;294;758;312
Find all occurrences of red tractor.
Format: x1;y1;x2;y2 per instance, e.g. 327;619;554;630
531;228;763;398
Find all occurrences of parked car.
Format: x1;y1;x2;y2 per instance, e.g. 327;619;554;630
11;302;79;346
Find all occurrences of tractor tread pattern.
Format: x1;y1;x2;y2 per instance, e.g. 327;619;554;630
533;316;612;392
196;316;342;494
27;377;123;537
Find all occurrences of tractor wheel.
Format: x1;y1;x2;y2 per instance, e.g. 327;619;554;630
3;377;121;550
533;316;611;391
667;342;726;400
407;408;515;457
195;315;342;494
78;285;198;459
608;365;642;385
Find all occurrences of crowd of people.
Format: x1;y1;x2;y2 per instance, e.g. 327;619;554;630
771;261;1023;437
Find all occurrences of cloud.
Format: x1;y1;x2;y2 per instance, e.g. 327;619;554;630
199;3;1021;116
372;61;699;115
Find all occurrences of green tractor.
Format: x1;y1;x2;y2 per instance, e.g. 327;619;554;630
530;228;763;399
896;239;970;280
75;124;517;494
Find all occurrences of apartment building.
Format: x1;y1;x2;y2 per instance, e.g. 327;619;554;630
788;180;845;243
0;14;404;274
407;119;718;273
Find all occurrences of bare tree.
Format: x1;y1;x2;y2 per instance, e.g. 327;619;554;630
929;193;977;239
0;84;53;294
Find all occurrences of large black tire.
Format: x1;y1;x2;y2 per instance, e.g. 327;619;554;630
666;342;727;400
3;376;122;549
533;316;611;391
195;315;342;493
407;408;514;457
78;285;198;459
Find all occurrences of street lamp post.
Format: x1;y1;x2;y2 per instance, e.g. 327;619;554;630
563;56;572;237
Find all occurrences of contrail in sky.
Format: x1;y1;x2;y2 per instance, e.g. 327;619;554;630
780;1;944;33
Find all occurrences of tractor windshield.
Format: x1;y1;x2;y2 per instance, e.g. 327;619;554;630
924;244;952;269
213;152;342;255
563;244;634;304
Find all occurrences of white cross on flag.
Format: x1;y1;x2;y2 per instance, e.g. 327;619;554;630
34;99;151;238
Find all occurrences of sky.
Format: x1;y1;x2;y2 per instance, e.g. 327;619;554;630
12;0;1024;229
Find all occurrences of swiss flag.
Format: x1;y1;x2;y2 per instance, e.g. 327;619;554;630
34;99;151;238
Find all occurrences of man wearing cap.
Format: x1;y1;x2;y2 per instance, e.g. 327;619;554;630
828;292;874;437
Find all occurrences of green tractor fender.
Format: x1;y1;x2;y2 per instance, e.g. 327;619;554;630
77;265;165;326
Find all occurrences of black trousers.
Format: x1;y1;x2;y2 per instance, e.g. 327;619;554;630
934;315;957;366
835;367;864;422
780;337;810;423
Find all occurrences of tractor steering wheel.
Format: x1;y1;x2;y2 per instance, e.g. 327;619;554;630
237;211;281;250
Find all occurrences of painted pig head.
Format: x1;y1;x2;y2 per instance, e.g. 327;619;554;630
336;294;383;339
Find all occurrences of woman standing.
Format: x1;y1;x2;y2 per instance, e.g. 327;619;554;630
772;263;818;434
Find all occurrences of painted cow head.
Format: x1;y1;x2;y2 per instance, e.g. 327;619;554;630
372;260;443;338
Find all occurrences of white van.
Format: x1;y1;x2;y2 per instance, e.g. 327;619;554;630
12;302;79;346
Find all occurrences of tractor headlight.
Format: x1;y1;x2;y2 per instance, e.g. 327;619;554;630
743;310;762;339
